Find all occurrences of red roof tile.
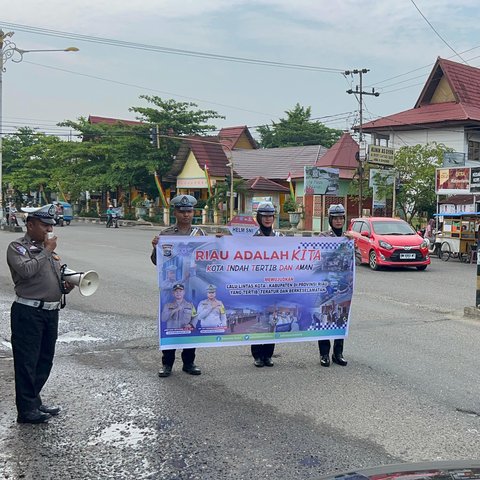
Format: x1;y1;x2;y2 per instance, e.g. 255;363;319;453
290;133;358;180
245;177;290;192
167;136;233;180
219;126;257;150
361;58;480;131
88;115;143;126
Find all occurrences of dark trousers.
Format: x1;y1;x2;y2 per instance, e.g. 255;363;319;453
11;303;59;413
162;348;196;367
318;339;344;357
251;344;275;359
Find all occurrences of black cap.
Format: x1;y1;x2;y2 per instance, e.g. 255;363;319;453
172;283;185;291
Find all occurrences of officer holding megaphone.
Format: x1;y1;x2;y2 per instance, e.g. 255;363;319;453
6;204;77;424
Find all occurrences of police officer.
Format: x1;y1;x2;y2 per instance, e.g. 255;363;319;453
7;204;75;423
251;201;283;368
161;283;197;329
197;284;227;328
318;204;348;367
151;194;206;377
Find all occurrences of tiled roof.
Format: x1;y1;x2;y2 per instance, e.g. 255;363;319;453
167;136;233;180
88;115;143;126
219;126;257;150
245;177;290;192
416;58;480;107
231;145;327;181
361;102;480;131
361;58;480;131
439;194;474;205
290;133;358;180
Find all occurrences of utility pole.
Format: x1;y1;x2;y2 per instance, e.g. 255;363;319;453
345;69;379;217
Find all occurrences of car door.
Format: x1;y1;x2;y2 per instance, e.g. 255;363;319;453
356;220;372;262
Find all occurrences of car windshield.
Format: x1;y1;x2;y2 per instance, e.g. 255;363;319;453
371;221;416;235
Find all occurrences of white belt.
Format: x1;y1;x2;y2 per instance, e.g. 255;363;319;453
15;295;61;310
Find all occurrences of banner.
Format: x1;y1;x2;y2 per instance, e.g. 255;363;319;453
435;167;470;195
369;169;395;209
470;167;480;194
304;167;339;195
156;236;355;350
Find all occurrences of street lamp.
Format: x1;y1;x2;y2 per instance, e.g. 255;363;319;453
0;29;78;221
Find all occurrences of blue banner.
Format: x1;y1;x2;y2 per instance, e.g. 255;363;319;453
157;236;355;350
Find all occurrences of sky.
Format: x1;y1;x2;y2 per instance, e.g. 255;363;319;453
1;0;480;140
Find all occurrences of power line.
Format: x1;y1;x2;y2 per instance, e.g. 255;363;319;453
409;0;468;64
0;21;345;73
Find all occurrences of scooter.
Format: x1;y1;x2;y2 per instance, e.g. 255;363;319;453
106;212;119;228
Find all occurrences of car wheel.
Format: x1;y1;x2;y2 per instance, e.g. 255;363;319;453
369;250;379;270
354;248;362;266
416;265;427;271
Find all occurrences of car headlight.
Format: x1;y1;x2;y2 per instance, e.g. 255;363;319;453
420;239;428;248
379;240;393;250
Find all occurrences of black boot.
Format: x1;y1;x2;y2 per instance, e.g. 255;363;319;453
320;355;330;367
332;353;348;366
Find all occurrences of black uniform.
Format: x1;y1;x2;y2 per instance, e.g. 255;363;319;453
7;233;64;416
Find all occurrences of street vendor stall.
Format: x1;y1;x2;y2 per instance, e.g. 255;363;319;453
434;212;480;262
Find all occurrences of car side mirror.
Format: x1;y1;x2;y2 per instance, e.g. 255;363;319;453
361;231;370;237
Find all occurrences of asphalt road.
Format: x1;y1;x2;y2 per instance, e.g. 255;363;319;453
1;222;480;480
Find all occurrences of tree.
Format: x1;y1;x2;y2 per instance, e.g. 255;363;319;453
393;143;451;223
129;96;225;179
2;128;66;202
257;103;342;148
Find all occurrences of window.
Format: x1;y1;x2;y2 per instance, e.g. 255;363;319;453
468;140;480;161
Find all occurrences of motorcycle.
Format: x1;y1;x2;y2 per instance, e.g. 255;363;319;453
106;212;119;228
8;209;19;227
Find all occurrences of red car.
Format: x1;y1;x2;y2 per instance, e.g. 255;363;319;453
347;217;430;270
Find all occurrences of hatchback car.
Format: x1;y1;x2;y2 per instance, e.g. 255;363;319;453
347;217;430;270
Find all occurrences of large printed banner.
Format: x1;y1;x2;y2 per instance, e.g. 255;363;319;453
156;236;355;350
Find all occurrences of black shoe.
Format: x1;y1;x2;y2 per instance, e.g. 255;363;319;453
182;364;201;375
263;357;274;367
39;405;61;416
17;409;51;424
254;358;264;367
320;355;330;367
158;365;173;377
332;354;348;366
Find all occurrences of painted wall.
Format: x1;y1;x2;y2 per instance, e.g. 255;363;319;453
176;151;206;185
387;127;465;153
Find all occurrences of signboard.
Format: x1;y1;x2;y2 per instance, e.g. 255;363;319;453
435;167;470;195
251;196;272;212
470;167;480;193
227;214;258;236
177;178;208;188
304;167;339;195
156;236;354;350
443;152;466;167
369;169;395;209
368;145;395;166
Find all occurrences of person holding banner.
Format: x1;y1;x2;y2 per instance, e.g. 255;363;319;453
151;194;207;378
251;201;284;368
318;204;348;367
